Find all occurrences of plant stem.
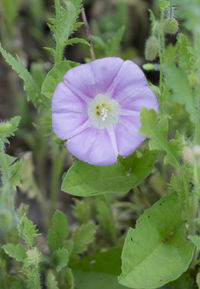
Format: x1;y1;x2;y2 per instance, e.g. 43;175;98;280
190;258;200;270
81;5;96;61
49;143;66;218
102;195;117;245
134;187;151;208
158;8;165;114
169;0;173;18
191;162;199;234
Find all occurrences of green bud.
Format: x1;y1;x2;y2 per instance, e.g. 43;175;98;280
142;63;156;71
144;36;159;62
188;74;198;88
163;18;178;35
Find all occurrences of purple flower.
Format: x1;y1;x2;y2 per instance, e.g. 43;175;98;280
52;57;158;166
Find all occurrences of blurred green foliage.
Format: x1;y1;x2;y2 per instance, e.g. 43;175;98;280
1;0;200;288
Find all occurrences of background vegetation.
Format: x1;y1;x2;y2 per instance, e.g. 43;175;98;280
1;0;200;288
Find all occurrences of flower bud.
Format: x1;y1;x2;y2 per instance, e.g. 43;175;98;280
145;36;159;61
142;63;156;71
163;18;178;35
188;74;198;89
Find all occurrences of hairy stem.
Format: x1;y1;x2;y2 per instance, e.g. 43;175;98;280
81;5;96;61
158;8;166;114
49;142;66;218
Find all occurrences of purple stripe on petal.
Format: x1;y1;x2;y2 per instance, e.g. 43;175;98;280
107;60;148;98
90;57;124;95
107;126;119;156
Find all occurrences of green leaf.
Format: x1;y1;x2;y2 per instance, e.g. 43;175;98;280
0;116;21;144
159;0;169;9
10;159;24;189
28;0;45;27
165;65;196;123
96;197;116;243
168;272;191;289
72;223;97;255
197;273;200;289
2;0;21;31
17;213;40;247
53;248;69;272
72;247;122;275
30;62;46;88
176;34;194;72
0;149;23;189
119;193;194;289
73;271;127;289
65;268;75;289
107;26;125;56
92;36;107;50
173;0;200;33
73;199;91;223
22;248;41;289
62;151;156;197
26;247;41;265
47;210;69;253
149;9;156;27
67;38;90;47
48;0;82;62
41;61;71;98
0;43;41;107
72;248;126;289
140;108;180;168
0;210;12;232
188;235;200;250
0;154;17;184
3;243;26;262
20;152;40;199
46;271;59;289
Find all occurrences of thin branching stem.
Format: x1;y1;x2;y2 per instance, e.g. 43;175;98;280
81;5;96;61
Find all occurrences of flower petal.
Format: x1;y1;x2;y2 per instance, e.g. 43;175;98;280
52;58;159;165
107;60;148;98
52;82;88;140
64;57;123;99
52;82;87;113
114;115;145;157
118;85;159;113
66;127;117;165
52;113;89;140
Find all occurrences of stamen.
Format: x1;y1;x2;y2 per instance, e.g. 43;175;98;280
100;107;109;121
96;103;110;121
88;94;120;129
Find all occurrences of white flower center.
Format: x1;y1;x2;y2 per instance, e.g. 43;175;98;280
88;94;120;129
